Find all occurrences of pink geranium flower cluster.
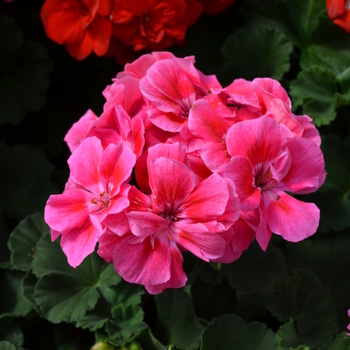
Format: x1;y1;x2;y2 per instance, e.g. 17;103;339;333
44;52;326;294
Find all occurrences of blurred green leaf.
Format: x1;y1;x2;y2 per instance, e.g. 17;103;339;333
328;332;350;350
266;269;338;349
8;213;49;271
0;341;17;350
33;233;121;323
0;318;23;348
243;0;327;48
226;242;287;295
290;66;338;126
284;232;350;330
0;144;58;219
154;289;204;349
191;277;235;321
276;320;301;350
201;314;279;350
222;25;293;81
0;14;52;125
0;269;33;318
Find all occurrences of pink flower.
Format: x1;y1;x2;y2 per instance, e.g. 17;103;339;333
223;117;325;250
44;137;136;267
98;143;239;293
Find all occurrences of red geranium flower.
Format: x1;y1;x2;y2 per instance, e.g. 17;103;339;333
327;0;350;33
109;0;203;52
41;0;113;60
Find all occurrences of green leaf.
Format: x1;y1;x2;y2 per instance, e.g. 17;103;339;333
77;282;143;332
8;213;49;271
201;314;279;350
0;318;23;348
242;0;327;48
0;269;33;318
226;242;287;295
0;144;58;219
22;271;38;310
154;289;204;349
33;233;121;324
104;305;147;345
328;332;350;350
222;25;293;81
0;14;53;125
265;269;338;349
191;277;235;321
134;328;167;350
284;232;350;330
0;341;16;350
289;66;338;126
276;320;301;350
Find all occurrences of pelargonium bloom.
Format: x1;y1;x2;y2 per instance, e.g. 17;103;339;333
41;0;112;60
44;136;135;267
109;0;203;52
327;0;350;33
223;117;325;250
98;143;239;294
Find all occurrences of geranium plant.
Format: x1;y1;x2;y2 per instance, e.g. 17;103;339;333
2;0;350;349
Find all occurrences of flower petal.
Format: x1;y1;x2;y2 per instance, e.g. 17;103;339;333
264;190;320;243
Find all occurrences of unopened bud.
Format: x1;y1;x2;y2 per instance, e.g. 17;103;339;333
129;340;142;350
91;342;115;350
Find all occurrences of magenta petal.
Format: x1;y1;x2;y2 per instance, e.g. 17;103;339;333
141;59;196;114
226;117;287;169
127;211;169;238
145;240;187;294
216;178;240;229
294;114;321;146
268;99;303;137
147;108;185;133
104;212;130;236
264;190;320;242
98;229;124;263
148;158;195;214
128;186;153;212
112;234;172;286
131;115;145;160
279;137;325;194
201;142;231;173
255;202;272;251
60;217;99;268
68;137;103;194
172;221;226;261
224;156;261;212
45;189;95;232
64;109;98;153
188;99;228;143
147;142;187;166
179;173;229;221
98;142;136;198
